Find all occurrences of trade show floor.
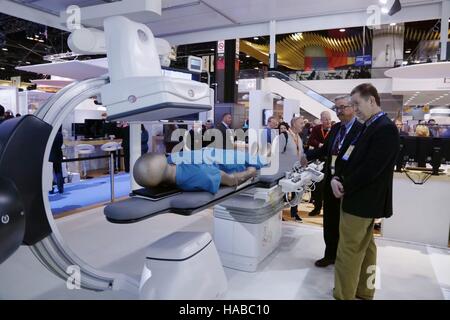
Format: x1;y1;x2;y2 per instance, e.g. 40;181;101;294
49;173;131;215
0;207;448;300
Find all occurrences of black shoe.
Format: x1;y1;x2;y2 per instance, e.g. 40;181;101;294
314;257;335;267
292;215;303;222
308;208;321;216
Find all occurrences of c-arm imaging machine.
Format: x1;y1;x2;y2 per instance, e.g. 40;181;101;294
0;16;324;299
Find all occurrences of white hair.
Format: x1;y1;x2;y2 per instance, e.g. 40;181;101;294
334;95;351;104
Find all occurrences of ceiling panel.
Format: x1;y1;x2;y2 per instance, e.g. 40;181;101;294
201;0;432;24
148;10;233;35
11;0;106;15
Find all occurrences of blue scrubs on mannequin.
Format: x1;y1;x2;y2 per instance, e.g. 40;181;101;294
167;149;266;194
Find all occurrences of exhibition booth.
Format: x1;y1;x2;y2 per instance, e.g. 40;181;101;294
0;0;448;301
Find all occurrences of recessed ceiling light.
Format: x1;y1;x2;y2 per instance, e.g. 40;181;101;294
210;48;214;51
444;93;449;96
339;29;346;32
253;37;259;40
2;48;7;51
246;55;250;58
0;67;5;70
254;67;259;69
25;61;30;64
259;61;263;64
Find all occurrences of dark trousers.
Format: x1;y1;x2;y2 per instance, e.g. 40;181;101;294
311;179;324;211
290;205;299;218
53;162;64;193
322;182;341;260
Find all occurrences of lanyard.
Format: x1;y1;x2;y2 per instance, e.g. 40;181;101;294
350;112;385;146
333;121;354;153
289;129;301;156
321;127;330;140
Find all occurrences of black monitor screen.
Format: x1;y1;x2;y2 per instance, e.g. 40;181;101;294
72;123;86;138
441;138;450;162
84;119;105;139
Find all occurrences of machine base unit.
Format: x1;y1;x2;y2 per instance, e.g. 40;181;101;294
139;231;227;300
213;191;283;272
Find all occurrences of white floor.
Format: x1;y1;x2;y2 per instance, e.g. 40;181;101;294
0;207;448;300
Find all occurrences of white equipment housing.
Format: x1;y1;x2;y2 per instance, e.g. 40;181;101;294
279;162;325;193
213;187;284;272
98;16;212;122
139;232;227;299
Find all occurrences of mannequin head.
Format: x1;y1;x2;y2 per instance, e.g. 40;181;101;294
133;153;170;188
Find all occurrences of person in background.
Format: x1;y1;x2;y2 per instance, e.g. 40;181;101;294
307;111;332;216
441;126;450;138
242;119;249;130
265;116;279;145
427;119;438;137
394;118;409;136
278;122;290;152
415;124;430;137
141;124;149;155
4;110;14;120
205;119;214;130
301;122;312;149
306;95;363;268
49;126;64;194
216;113;234;149
0;105;5;124
280;117;306;222
117;122;130;172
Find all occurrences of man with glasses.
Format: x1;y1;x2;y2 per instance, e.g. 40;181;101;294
306;95;363;267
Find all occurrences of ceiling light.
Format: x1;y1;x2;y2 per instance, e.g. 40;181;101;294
253;37;259;40
246;55;250;58
0;67;5;70
210;48;214;51
38;39;44;43
259;61;263;64
444;93;448;96
2;48;7;51
25;61;30;64
254;67;259;69
390;23;397;26
339;29;346;32
405;50;411;54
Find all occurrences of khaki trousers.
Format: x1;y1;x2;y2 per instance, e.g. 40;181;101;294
333;207;377;300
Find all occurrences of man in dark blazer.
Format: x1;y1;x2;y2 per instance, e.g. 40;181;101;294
331;83;400;300
307;111;333;216
216;113;234;149
306;95;363;267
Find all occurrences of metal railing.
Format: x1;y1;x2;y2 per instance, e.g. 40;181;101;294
266;70;335;109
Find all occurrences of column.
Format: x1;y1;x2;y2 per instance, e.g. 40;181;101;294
440;0;450;61
215;39;239;103
269;20;277;69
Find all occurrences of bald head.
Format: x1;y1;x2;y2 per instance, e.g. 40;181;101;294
133;153;168;188
320;111;332;129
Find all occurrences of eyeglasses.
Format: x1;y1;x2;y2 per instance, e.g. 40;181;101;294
333;105;353;111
